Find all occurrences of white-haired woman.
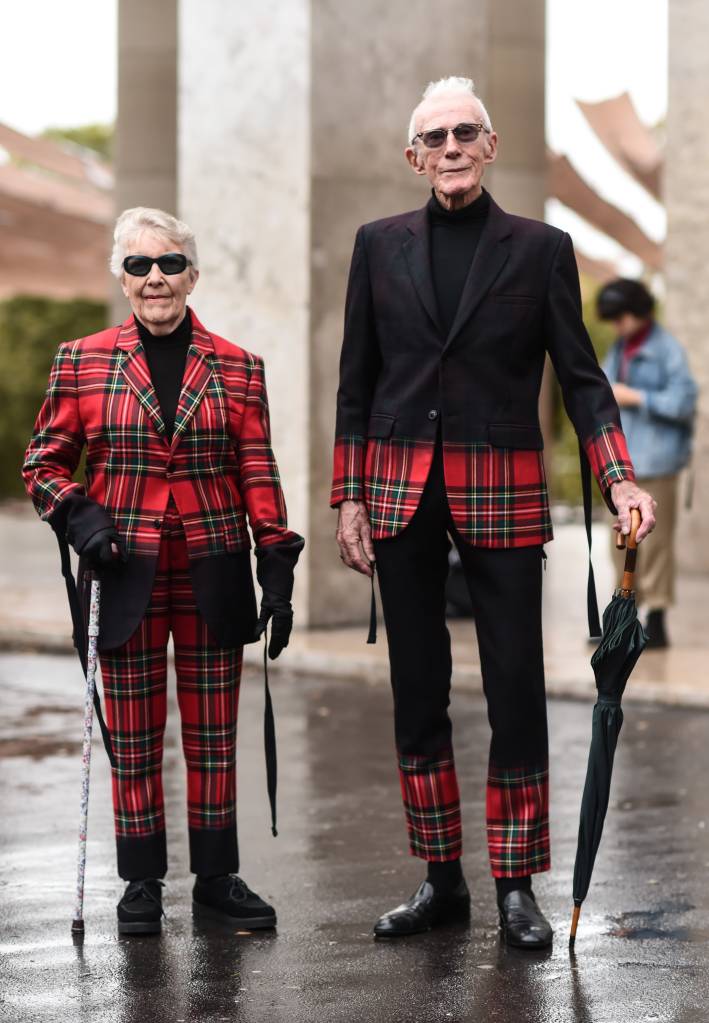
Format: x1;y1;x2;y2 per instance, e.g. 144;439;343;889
24;207;303;934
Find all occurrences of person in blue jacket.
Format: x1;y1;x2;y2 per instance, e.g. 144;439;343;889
598;279;697;647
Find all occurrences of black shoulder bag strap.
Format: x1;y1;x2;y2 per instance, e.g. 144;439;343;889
580;444;602;640
55;532;116;767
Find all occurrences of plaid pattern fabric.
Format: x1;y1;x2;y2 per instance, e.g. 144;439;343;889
398;749;462;861
23;309;299;556
100;504;242;841
486;760;550;877
332;421;632;546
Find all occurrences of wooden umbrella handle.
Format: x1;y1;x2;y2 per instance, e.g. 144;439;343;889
615;508;641;592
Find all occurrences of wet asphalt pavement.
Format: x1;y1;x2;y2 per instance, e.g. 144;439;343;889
2;651;709;1023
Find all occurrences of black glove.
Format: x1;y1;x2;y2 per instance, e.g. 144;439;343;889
49;494;126;570
254;537;304;660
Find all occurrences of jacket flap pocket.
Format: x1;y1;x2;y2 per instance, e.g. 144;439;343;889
367;414;395;439
488;423;544;449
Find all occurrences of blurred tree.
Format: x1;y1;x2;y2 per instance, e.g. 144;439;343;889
42;123;114;162
0;296;106;498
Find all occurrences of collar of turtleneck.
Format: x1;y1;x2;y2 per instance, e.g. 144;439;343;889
427;187;491;223
135;309;192;347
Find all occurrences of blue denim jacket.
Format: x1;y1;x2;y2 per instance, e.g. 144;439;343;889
602;322;697;480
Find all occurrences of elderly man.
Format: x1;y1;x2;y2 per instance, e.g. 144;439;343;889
331;77;655;948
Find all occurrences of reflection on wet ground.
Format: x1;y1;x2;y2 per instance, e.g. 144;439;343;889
2;652;709;1022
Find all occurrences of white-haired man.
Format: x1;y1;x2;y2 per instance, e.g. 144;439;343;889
331;77;655;947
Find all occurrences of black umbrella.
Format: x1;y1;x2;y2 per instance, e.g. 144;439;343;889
569;509;647;948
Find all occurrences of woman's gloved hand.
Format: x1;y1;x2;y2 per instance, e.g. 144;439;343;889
254;537;304;660
80;526;127;571
49;493;127;570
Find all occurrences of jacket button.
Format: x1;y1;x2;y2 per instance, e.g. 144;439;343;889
153;518;162;529
428;409;439;421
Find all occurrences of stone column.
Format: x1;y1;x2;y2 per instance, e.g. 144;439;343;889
178;0;546;625
665;1;709;572
112;0;178;322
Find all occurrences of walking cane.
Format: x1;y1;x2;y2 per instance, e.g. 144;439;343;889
71;574;101;936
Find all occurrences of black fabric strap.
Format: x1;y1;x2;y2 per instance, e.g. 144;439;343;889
580;445;602;639
263;629;278;837
55;532;117;767
367;563;377;644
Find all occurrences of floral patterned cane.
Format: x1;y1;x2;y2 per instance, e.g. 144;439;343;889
71;575;101;936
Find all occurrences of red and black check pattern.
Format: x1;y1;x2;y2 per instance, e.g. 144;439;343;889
23;309;299;557
398;751;550;873
398;749;462;861
100;505;242;844
486;760;550;877
332;421;633;546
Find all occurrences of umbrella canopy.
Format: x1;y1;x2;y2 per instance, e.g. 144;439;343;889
569;510;647;947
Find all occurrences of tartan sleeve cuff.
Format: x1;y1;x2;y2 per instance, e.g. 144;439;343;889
330;434;366;506
583;422;636;512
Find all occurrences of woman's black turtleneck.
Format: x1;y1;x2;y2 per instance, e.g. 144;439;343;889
136;310;192;441
427;188;491;337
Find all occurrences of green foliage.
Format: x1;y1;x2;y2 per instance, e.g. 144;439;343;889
42;123;114;161
0;295;107;498
549;278;618;506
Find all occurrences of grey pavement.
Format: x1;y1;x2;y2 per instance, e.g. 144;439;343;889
2;651;709;1023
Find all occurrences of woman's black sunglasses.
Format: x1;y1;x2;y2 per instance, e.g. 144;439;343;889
123;253;191;276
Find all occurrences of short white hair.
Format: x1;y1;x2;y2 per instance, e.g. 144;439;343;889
407;76;493;144
110;206;199;277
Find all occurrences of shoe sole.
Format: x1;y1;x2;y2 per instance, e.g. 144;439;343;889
117;919;162;935
192;900;277;929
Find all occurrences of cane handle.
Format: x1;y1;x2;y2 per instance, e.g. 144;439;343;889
615;508;642;551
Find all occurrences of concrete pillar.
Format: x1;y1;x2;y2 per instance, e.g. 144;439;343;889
113;0;178;322
178;0;546;626
665;1;709;572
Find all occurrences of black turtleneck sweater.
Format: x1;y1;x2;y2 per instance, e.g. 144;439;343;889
136;311;192;441
428;188;491;336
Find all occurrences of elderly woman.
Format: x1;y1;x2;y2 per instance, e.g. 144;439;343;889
23;207;303;935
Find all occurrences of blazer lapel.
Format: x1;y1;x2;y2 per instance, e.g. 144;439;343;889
402;207;442;335
170;310;215;449
116;317;166;437
444;198;513;351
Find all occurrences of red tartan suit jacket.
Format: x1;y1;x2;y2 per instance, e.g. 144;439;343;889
23;309;300;648
330;194;635;545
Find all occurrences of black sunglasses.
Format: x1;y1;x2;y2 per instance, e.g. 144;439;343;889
123;253;191;276
411;122;490;149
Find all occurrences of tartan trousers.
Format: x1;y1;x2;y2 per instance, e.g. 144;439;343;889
99;500;243;880
373;439;550;877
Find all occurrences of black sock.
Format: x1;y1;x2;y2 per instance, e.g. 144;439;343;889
495;875;532;906
426;859;463;892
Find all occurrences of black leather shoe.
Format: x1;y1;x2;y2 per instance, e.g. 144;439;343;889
192;874;276;928
117;879;164;935
373;879;470;937
498;890;552;949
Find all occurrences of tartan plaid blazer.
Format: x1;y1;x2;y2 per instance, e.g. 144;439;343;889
331;193;635;546
24;309;300;648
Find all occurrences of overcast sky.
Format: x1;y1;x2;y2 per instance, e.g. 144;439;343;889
0;0;667;267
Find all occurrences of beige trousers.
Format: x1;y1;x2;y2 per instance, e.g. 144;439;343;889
609;474;678;610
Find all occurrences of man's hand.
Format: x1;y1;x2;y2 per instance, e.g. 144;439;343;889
610;480;657;543
612;382;643;409
336;500;375;576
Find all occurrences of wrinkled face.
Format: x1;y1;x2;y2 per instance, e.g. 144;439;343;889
405;92;498;205
120;230;198;334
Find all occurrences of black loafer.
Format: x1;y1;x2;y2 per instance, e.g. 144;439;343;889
192;874;276;928
117;879;164;935
373;879;470;937
498;890;552;949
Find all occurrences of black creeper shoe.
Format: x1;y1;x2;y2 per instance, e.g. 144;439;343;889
117;878;164;935
192;874;277;928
